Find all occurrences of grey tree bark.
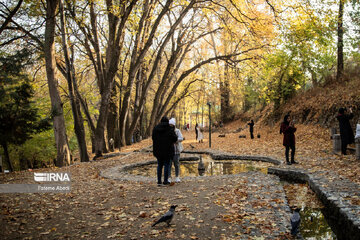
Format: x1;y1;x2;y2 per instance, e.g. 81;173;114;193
44;0;71;167
336;0;344;81
118;0;174;146
59;0;89;162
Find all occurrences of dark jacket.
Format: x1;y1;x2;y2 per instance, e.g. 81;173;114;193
152;122;178;159
280;122;296;147
336;113;354;144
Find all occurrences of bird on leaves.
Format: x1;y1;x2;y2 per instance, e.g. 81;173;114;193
152;205;177;227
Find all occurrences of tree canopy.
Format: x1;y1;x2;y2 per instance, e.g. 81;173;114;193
0;0;359;169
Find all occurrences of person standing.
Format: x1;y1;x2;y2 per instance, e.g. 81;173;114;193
195;123;199;140
168;118;183;183
248;120;254;139
280;114;297;165
336;107;355;155
152;117;178;186
196;124;204;143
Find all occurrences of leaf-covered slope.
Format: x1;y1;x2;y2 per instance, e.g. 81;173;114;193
285;79;360;127
245;78;360;127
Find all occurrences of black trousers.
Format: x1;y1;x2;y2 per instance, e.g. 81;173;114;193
285;145;295;162
341;139;348;155
250;131;254;139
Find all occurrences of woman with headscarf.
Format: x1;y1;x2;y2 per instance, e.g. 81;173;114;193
196;124;204;143
280;114;297;165
336;107;354;155
168;118;183;183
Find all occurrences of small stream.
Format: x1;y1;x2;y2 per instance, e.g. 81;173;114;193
282;182;337;239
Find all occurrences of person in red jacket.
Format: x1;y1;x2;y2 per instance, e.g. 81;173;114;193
280;114;297;165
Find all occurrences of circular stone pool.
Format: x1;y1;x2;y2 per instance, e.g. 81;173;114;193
126;155;274;177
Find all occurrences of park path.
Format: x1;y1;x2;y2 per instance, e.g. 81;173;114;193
1;123;359;239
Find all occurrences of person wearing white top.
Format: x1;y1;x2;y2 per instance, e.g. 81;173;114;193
196;125;203;143
169;118;183;183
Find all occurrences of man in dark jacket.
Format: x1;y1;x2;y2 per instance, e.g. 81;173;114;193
336;107;354;155
152;116;178;186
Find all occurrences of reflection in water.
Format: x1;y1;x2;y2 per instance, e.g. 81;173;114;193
197;155;205;176
126;155;271;177
300;208;336;239
282;182;336;240
178;160;269;177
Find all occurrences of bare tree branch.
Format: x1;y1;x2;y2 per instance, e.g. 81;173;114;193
0;0;23;35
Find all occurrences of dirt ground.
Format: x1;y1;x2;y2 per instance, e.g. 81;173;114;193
1;122;359;239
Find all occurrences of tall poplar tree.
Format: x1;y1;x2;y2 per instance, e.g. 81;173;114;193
44;0;71;166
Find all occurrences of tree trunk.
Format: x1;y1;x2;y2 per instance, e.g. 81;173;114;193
116;79;123;150
93;0;137;157
146;99;161;137
208;22;232;123
76;93;96;153
59;0;89;162
94;89;113;158
106;87;117;152
220;63;231;122
1;142;13;172
88;123;95;153
336;0;344;81
74;97;89;162
125;113;132;145
44;0;71;167
139;106;145;139
118;0;175;146
19;151;29;170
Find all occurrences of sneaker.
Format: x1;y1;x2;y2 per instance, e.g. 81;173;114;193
163;181;170;185
175;177;181;183
291;161;298;164
168;178;172;183
286;162;292;165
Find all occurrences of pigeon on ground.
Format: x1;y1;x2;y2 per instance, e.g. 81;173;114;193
152;205;177;227
290;207;301;236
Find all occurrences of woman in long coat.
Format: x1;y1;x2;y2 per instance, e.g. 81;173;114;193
196;124;204;143
336;107;354;155
280;114;297;165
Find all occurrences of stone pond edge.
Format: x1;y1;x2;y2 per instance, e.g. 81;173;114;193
100;149;360;239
